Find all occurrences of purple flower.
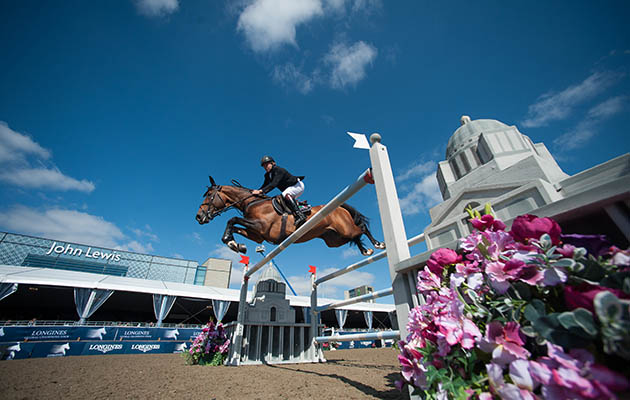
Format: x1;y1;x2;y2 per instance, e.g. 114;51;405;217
478;321;530;366
562;233;610;257
416;266;442;293
564;283;630;313
470;214;507;232
529;343;630;399
555;244;576;258
485;259;543;293
609;246;630;266
486;362;536;400
398;352;428;388
426;248;462;274
510;214;562;245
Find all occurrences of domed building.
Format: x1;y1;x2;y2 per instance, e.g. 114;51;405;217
419;116;629;252
245;264;295;324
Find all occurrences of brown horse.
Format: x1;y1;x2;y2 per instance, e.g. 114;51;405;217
195;176;385;256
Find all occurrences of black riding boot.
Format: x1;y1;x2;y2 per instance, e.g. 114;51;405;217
285;195;307;227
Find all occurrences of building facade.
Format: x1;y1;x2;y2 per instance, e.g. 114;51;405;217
0;232;230;288
344;285;374;303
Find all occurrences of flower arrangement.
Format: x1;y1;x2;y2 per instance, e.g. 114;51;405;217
183;320;231;366
397;209;630;399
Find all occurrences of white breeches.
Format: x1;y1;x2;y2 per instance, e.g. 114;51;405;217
282;180;304;198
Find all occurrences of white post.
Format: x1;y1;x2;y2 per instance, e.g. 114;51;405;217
369;133;412;342
309;271;320;362
228;263;250;366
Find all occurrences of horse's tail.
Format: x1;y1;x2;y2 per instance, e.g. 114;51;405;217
340;203;369;230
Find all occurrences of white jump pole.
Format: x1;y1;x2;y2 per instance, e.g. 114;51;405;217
369;133;412;343
315;330;400;343
316;288;393;313
314;232;424;286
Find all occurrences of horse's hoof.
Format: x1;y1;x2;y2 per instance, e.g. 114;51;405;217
238;244;247;254
375;242;386;250
227;240;239;253
362;248;374;256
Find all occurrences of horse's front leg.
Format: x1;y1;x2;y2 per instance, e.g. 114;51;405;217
222;217;262;254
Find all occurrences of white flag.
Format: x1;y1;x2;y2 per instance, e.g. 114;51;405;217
347;132;370;150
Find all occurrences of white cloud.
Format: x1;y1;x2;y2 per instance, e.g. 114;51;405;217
0;167;95;193
397;161;435;182
399;173;442;216
0;205;158;253
191;232;202;244
237;0;323;52
323;0;381;15
0;121;95;193
325;41;377;89
553;95;626;151
341;247;360;258
133;0;179;18
0;122;50;163
119;240;154;254
132;225;159;242
0;206;124;248
287;266;375;297
272;63;315;94
586;95;626;119
522;71;622;128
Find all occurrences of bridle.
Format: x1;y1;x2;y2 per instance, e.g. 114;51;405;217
200;183;259;221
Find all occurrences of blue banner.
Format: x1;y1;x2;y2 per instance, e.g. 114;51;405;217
0;326;202;343
0;340;190;360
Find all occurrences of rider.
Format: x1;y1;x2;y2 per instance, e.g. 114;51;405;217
251;156;307;227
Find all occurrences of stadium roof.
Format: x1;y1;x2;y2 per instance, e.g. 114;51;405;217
0;265;394;313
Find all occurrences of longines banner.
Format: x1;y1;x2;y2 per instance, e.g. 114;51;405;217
0;341;189;360
0;326;202;343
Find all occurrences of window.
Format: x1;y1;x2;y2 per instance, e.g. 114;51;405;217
270;307;277;322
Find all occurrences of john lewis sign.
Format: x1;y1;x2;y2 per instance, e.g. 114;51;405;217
45;241;122;262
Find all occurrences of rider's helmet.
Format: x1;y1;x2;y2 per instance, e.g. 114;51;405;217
260;155;275;166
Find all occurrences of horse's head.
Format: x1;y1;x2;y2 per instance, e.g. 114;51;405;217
195;176;225;224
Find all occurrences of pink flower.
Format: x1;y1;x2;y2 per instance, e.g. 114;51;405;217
510;214;562;245
555;244;576;258
416;266;442;293
470;214;506;232
435;312;481;350
478;321;530;366
563;283;630;313
398;349;428;389
426;248;462;274
485;259;543;293
529;343;629;399
609;246;630;266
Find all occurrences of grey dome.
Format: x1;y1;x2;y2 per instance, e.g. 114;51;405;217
259;264;283;283
446;119;510;160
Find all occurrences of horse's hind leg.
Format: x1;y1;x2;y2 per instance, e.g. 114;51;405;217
352;236;374;257
362;227;386;250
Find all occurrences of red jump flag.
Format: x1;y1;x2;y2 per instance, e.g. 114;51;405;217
239;255;250;265
308;265;316;274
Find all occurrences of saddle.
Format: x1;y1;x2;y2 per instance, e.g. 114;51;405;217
271;195;312;216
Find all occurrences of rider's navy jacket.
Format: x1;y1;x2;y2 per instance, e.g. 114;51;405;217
259;165;305;194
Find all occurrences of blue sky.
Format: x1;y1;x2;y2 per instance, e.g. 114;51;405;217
1;0;629;300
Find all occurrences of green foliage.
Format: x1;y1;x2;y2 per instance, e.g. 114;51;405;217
594;291;630;360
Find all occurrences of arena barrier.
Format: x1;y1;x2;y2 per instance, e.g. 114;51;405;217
0;325;201;360
228;134;425;366
0;340;189;360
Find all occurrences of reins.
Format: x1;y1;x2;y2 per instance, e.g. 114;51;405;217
202;183;266;220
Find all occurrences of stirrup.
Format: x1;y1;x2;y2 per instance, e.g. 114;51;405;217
294;215;306;227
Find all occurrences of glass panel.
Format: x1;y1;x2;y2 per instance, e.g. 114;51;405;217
283;327;291;360
248;326;258;361
272;326;280;358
